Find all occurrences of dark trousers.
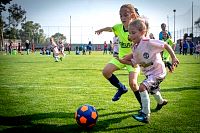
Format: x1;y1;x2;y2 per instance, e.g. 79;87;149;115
183;48;187;55
190;48;194;55
179;47;182;54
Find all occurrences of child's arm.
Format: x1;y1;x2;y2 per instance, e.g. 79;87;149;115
95;27;112;35
164;43;180;72
115;53;135;66
116;57;132;66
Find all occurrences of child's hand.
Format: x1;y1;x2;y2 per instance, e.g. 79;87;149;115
115;57;134;66
115;57;124;64
115;56;120;61
95;30;102;35
171;57;179;72
113;52;119;58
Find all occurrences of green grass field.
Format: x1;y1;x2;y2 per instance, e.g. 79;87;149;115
0;51;200;133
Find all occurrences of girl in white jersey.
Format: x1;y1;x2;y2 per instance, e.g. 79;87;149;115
50;37;60;62
58;39;65;60
113;35;119;57
117;18;179;123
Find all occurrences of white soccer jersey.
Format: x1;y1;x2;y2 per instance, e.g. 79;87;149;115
131;38;166;78
113;36;119;53
59;43;65;52
51;42;59;55
196;44;200;52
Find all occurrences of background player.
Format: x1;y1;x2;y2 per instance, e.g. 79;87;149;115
50;37;60;62
58;39;65;61
162;31;175;72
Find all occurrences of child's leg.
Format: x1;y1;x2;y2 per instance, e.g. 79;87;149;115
55;56;59;62
129;71;142;109
140;86;150;115
152;91;164;104
132;83;150;123
150;79;168;110
108;74;128;101
103;63;128;101
54;53;59;62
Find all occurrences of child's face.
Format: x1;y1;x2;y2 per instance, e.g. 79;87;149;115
163;32;168;40
161;24;166;31
128;25;143;44
120;8;133;27
149;34;154;39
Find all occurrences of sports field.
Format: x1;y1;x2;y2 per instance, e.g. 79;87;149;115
0;51;200;132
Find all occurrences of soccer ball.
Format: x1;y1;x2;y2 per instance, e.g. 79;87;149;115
75;104;98;128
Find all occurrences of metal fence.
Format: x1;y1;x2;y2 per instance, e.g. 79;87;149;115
168;4;200;40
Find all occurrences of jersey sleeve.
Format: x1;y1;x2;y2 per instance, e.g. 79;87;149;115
167;39;174;46
168;31;172;37
112;24;120;37
149;39;165;53
159;32;163;40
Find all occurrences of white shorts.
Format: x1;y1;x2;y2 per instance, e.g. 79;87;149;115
142;75;164;94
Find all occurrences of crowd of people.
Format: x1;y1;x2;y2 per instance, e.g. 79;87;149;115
3;33;199;59
4;40;34;55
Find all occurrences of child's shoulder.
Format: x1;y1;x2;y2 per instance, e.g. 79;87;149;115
146;38;165;47
113;23;122;26
113;23;123;28
142;38;150;41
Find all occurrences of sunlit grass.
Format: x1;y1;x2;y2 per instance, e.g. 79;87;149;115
0;51;200;132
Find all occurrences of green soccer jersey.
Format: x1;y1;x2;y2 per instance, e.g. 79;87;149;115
163;38;174;61
112;24;132;58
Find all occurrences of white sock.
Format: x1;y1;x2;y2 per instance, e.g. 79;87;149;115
140;90;150;116
153;91;164;104
55;56;59;61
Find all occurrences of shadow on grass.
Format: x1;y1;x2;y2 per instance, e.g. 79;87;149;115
0;110;143;133
161;86;200;92
60;68;103;71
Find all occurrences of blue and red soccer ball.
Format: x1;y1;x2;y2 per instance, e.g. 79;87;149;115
75;104;98;128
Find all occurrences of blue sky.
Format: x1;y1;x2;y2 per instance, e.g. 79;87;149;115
3;0;200;44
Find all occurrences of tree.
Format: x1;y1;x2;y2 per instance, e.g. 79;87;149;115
0;0;12;13
20;21;46;44
0;0;12;51
8;4;26;28
3;4;26;41
51;33;66;43
4;27;20;39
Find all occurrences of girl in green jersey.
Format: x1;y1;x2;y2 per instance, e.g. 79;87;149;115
95;4;142;109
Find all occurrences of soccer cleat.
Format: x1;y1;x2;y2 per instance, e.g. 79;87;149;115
112;85;128;101
132;112;149;123
155;100;168;110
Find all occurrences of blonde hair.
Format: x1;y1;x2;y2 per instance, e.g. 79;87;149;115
129;18;149;35
120;4;139;19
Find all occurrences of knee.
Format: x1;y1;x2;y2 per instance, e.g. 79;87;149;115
139;83;147;92
129;81;139;91
102;68;110;79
